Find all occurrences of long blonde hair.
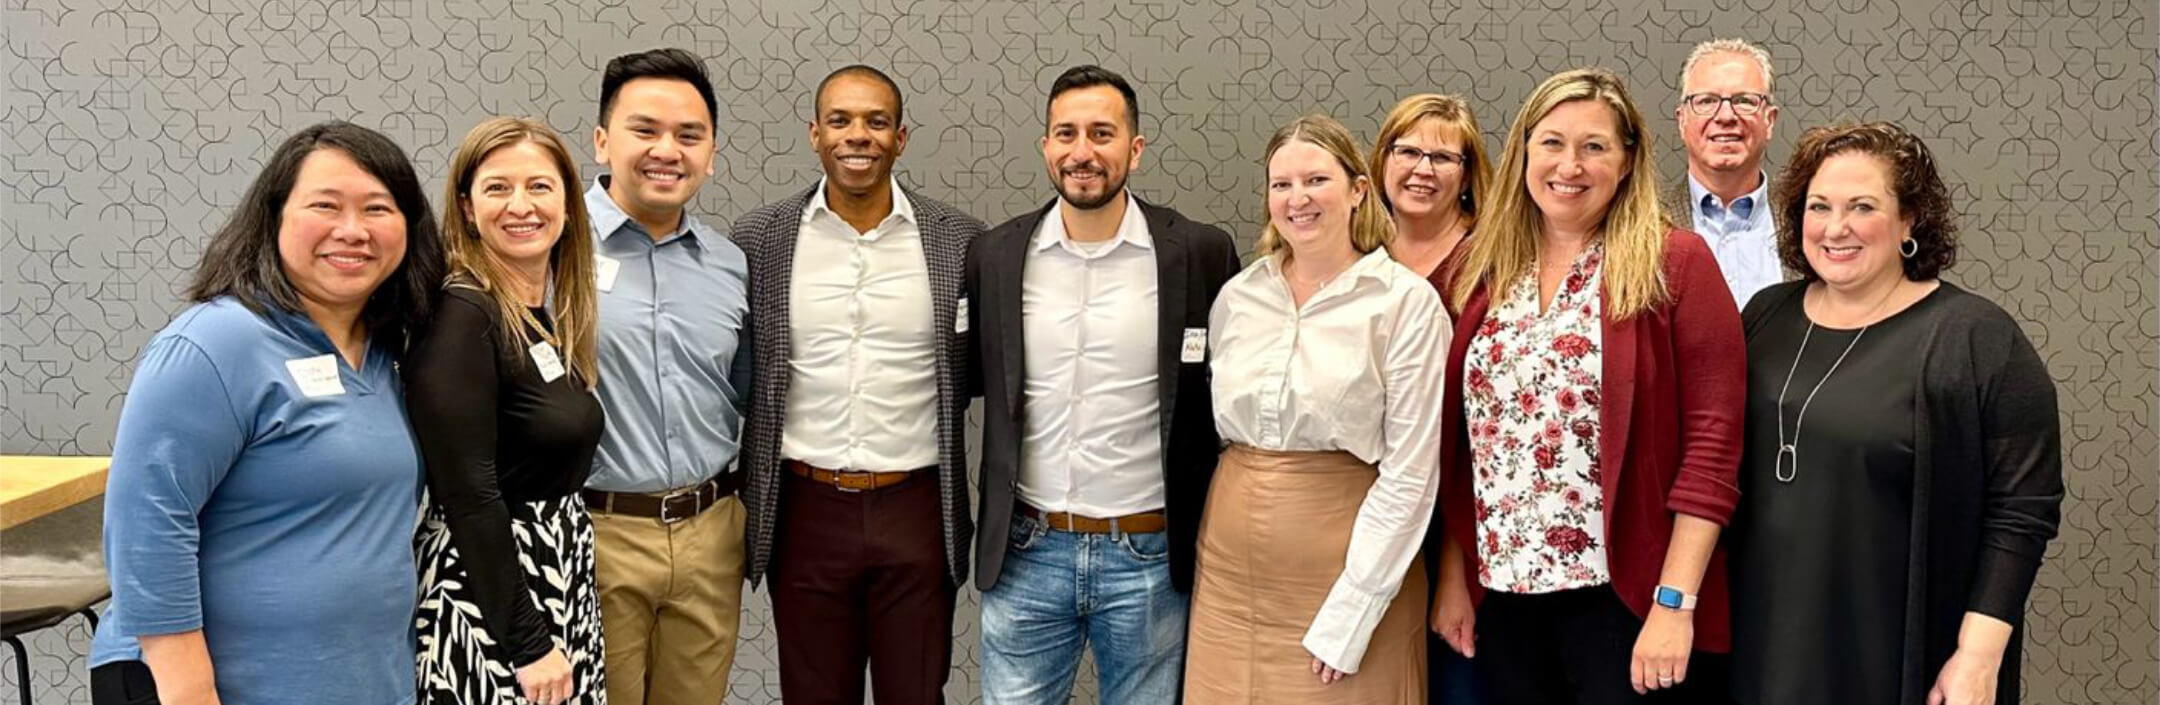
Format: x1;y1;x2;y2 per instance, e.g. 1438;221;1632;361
1369;93;1492;229
1256;114;1396;261
441;117;600;389
1451;68;1669;319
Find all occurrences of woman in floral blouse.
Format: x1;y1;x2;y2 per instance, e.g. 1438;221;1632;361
1428;68;1746;705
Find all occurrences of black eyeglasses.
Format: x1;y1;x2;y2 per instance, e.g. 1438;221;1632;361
1682;92;1772;117
1387;144;1464;169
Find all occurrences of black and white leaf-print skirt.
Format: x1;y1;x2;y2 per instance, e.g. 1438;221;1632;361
415;494;607;704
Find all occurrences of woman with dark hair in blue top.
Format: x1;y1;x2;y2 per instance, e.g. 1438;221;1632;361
89;121;445;705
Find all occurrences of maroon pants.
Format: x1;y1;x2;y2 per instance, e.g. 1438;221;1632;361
770;469;956;705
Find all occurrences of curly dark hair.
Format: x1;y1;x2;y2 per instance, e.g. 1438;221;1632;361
1771;121;1958;281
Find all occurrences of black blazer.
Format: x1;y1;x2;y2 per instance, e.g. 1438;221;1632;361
965;197;1242;592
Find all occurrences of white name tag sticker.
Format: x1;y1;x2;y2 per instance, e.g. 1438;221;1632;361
955;297;970;333
530;341;566;383
594;255;621;292
1181;327;1207;363
285;354;345;397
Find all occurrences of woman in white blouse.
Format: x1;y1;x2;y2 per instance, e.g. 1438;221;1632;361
1183;114;1450;704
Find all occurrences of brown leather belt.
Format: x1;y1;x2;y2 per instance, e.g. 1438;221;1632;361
785;460;926;492
581;472;740;524
1019;503;1168;534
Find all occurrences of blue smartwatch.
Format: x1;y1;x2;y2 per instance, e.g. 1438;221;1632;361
1653;584;1698;610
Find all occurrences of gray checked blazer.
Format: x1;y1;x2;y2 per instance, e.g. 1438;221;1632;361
731;183;986;587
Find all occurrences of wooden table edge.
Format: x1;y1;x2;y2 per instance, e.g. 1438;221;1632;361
1;463;111;530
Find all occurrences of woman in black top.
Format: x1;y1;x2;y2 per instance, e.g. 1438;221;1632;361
1727;122;2063;705
406;117;606;705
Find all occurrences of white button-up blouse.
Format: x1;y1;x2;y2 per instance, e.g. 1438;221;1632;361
1207;248;1451;672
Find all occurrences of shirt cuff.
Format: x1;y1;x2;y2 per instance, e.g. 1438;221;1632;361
109;612;204;639
1299;573;1395;674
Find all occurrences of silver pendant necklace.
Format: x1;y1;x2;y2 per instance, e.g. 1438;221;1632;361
1773;283;1900;483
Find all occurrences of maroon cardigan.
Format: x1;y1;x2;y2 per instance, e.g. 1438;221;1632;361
1432;228;1745;652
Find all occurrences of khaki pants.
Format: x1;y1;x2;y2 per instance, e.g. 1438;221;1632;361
591;494;746;705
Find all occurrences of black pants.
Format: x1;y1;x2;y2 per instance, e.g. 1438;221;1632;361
1474;585;1725;705
90;661;159;705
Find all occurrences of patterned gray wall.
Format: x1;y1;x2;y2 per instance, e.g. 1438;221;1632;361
2;0;2152;703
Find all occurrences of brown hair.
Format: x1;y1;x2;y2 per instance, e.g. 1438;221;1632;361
1369;93;1492;227
1256;114;1396;261
1450;68;1670;319
1772;121;1958;281
440;117;600;389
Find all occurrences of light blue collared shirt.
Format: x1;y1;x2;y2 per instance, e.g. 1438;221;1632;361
1688;171;1783;307
585;177;753;493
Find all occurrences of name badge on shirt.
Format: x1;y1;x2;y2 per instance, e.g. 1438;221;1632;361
285;354;345;397
1181;327;1207;363
955;297;970;333
530;340;566;383
594;255;621;292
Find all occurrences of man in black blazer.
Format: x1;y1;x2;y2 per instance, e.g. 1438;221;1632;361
732;65;984;705
965;65;1241;704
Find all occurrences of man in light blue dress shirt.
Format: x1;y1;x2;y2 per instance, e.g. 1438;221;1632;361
1676;38;1786;307
577;48;754;705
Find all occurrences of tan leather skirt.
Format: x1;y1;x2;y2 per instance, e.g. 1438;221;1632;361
1183;444;1428;704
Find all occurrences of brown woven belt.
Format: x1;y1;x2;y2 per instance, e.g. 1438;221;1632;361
1019;503;1168;534
786;460;925;492
581;472;740;524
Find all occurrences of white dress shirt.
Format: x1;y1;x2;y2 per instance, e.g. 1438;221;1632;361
1018;196;1164;517
1208;248;1451;673
781;179;939;471
1687;171;1783;307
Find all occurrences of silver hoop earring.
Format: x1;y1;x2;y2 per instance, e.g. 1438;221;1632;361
1899;238;1918;259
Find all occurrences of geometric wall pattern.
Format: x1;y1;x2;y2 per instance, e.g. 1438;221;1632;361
2;0;2152;702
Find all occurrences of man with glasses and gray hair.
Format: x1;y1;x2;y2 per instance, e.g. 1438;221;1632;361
1675;38;1786;306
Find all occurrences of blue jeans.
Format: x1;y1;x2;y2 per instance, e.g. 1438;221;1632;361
980;513;1189;705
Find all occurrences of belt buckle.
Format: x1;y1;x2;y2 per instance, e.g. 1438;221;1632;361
659;486;700;524
832;471;869;493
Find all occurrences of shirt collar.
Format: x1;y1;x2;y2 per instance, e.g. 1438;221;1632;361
585;175;716;248
803;178;916;232
1031;194;1153;254
1687;170;1771;220
1259;246;1396;287
260;301;389;368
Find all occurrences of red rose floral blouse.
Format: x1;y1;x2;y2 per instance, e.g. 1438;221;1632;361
1464;243;1610;594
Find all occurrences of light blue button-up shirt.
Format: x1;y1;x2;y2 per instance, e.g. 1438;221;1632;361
1688;171;1784;307
585;177;753;493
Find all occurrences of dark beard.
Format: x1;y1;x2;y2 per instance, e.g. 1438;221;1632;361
1055;170;1126;210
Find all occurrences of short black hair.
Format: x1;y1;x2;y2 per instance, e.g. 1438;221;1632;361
1047;65;1140;133
186;121;445;355
597;48;719;127
813;65;904;124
